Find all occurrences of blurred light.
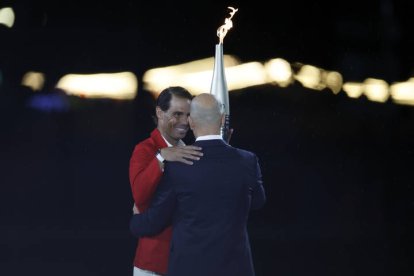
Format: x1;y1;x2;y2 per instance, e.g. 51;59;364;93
0;7;15;28
294;64;324;90
323;71;343;94
56;72;138;100
27;89;70;113
342;82;364;98
21;71;45;91
224;62;267;90
143;54;414;107
390;80;414;106
146;61;266;97
264;58;293;87
142;56;240;95
363;78;389;103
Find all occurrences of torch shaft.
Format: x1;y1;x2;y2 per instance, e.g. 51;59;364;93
210;43;230;142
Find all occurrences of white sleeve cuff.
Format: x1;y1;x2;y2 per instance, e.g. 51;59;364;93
156;152;165;163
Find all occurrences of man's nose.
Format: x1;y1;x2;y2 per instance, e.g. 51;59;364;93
179;115;189;125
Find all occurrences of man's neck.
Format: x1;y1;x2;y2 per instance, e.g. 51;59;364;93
164;136;179;147
194;130;220;139
196;134;223;141
157;129;179;146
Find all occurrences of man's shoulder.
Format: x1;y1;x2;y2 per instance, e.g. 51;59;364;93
227;145;257;159
135;129;164;147
134;135;154;149
132;129;163;155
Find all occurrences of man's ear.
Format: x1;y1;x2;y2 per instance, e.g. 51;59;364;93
221;113;226;126
188;116;194;130
156;106;163;121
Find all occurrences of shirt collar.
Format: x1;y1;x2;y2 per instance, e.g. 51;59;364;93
161;134;185;147
196;135;223;141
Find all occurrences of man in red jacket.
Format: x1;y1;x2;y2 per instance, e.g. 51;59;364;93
129;86;203;276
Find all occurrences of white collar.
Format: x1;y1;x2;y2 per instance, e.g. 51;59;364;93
196;135;223;141
161;135;185;147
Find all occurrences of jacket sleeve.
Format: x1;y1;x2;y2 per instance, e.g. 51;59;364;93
130;164;176;237
250;155;266;210
129;143;162;210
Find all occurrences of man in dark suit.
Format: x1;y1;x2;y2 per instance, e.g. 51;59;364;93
130;93;266;276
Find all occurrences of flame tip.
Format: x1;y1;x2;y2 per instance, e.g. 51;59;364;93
216;7;238;44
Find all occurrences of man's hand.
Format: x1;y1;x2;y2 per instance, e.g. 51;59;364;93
161;145;203;165
133;203;140;214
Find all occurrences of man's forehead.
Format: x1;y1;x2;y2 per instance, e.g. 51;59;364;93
168;96;191;110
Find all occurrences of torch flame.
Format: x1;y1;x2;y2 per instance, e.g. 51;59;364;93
217;7;238;44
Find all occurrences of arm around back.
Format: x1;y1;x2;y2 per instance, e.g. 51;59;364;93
130;164;176;237
129;142;163;209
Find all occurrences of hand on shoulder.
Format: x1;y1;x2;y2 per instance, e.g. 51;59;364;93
160;145;203;165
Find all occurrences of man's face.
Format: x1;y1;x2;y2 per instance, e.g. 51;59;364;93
157;95;191;145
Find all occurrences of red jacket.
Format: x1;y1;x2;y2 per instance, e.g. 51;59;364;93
129;128;172;274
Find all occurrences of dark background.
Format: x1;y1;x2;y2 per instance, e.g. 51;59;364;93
0;1;413;275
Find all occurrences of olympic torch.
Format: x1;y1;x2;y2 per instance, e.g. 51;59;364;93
210;7;238;142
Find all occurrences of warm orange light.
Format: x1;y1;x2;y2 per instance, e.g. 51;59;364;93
390;80;414;106
363;78;389;103
264;58;293;87
21;71;46;91
0;7;15;28
56;72;138;100
342;82;363;98
217;7;238;44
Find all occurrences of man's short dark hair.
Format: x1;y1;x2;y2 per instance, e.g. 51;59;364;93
156;86;193;111
153;86;193;125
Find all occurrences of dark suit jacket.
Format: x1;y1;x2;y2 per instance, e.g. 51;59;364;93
130;139;266;276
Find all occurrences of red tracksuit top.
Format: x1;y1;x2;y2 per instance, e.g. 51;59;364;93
129;128;172;274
